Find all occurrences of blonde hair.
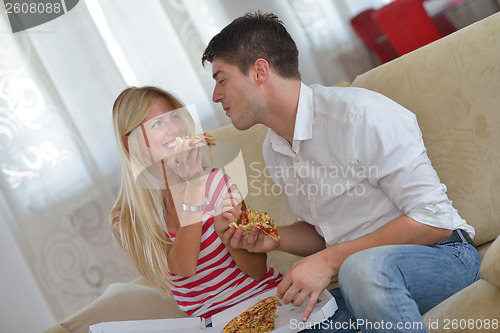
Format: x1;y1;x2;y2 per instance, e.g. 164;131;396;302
110;86;194;293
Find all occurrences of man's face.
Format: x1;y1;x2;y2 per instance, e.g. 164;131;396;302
211;59;260;130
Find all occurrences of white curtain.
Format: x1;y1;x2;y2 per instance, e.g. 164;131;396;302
0;0;387;324
289;0;391;84
0;3;138;321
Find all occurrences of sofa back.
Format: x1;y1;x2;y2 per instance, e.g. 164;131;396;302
351;12;500;246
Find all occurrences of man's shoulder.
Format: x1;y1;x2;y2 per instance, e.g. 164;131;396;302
307;84;372;122
309;84;411;122
309;83;382;102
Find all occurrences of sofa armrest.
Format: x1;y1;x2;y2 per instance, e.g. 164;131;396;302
42;279;185;333
422;279;500;333
422;236;500;332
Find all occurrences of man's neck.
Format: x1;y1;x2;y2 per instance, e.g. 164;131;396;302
261;78;301;145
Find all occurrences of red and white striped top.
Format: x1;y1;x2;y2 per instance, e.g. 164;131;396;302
169;168;282;319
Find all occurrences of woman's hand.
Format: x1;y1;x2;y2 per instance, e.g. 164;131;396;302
214;188;243;239
214;187;269;280
166;141;205;183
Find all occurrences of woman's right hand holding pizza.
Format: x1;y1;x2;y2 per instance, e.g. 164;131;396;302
214;188;243;238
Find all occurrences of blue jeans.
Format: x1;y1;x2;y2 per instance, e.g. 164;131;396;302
302;242;480;333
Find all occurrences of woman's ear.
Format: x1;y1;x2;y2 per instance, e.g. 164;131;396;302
122;135;129;150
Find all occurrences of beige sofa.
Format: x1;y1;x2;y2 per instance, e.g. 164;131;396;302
44;12;500;333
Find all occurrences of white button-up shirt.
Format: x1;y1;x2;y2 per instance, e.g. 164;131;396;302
263;83;474;247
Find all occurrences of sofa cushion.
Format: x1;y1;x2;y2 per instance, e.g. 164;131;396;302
60;282;186;333
479;235;500;287
351;13;500;246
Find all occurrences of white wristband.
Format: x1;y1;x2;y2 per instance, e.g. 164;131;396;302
182;202;206;213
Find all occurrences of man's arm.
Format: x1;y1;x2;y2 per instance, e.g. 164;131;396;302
276;221;326;255
217;220;325;280
224;220;326;255
278;215;452;321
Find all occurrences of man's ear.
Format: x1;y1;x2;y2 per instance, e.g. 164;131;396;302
253;58;269;83
122;135;129;151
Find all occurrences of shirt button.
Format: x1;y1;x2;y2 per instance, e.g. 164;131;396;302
322;225;327;230
294;158;300;163
308;192;312;199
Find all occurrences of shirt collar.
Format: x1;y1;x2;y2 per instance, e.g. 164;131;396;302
293;82;314;142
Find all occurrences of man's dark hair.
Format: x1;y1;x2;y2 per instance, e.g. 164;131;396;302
202;11;301;80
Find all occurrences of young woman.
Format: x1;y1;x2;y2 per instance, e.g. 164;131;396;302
109;86;281;322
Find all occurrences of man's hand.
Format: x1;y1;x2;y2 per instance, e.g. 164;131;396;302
277;249;337;322
221;226;280;253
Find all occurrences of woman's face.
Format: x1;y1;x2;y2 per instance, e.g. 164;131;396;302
140;97;187;162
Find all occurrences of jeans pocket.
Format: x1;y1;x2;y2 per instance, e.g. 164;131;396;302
439;243;464;262
437;243;481;282
459;243;481;282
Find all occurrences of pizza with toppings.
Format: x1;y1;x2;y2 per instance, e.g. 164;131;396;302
175;132;216;151
229;210;280;241
223;295;281;333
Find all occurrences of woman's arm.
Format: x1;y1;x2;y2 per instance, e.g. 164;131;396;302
165;143;206;277
166;180;205;277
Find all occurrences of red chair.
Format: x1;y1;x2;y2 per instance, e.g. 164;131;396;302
429;0;459;36
432;15;457;37
350;9;400;63
372;0;443;55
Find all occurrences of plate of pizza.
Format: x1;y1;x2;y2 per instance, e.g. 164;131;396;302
211;288;337;332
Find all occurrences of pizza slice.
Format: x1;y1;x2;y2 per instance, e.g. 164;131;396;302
175;132;216;151
229;210;280;241
223;295;281;333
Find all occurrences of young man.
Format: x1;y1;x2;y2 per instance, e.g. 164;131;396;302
202;12;480;332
